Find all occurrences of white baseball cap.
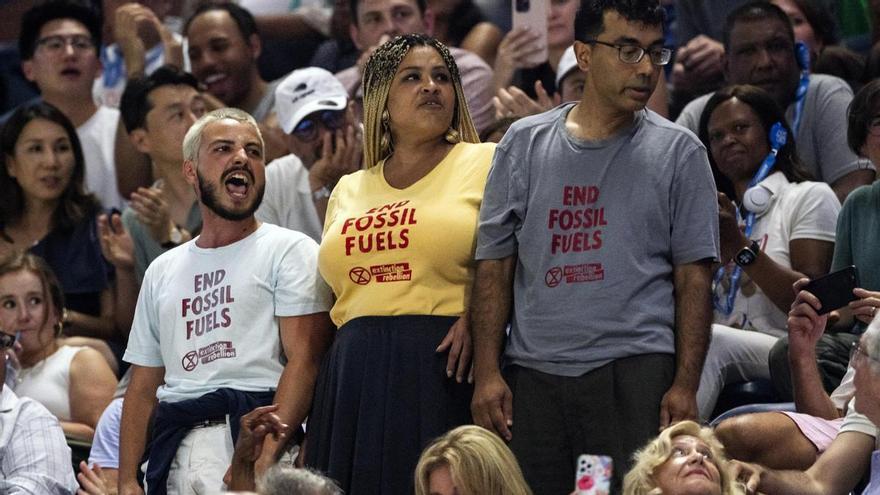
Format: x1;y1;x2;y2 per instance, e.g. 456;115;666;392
275;67;349;134
555;45;579;87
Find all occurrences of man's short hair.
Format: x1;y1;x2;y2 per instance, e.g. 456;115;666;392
348;0;427;26
721;1;794;51
19;0;102;60
184;1;259;40
257;466;342;495
573;0;666;42
847;79;880;156
120;65;200;133
182;107;263;162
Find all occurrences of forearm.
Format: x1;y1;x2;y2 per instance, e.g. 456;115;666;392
113;269;139;340
470;257;515;381
789;349;840;419
119;381;158;486
66;310;117;340
742;252;806;314
672;262;713;391
60;421;96;441
758;468;829;495
114;123;153;199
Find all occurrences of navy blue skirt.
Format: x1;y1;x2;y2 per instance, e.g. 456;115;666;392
304;315;474;494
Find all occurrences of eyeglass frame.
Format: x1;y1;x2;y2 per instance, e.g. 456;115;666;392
584;39;673;66
851;341;880;367
35;34;96;54
291;109;347;142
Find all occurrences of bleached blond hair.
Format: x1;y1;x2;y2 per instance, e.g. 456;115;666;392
182;107;264;162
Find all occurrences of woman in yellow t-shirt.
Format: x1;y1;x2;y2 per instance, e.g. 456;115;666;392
304;34;496;494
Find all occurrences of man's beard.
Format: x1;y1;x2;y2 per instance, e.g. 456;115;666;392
197;169;264;221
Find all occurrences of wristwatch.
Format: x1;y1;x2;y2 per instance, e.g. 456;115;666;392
161;224;184;249
734;240;761;267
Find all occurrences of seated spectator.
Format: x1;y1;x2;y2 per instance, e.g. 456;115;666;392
0;329;79;493
695;84;838;418
734;314;880;494
623;420;745;495
336;0;495;133
0;252;116;441
0;102;119;345
77;397;123;493
414;425;532;495
256;67;361;240
676;1;875;203
492;44;581;120
428;0;502;64
772;0;865;90
16;0;125;210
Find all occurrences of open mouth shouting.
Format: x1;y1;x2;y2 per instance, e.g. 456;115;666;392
223;169;252;199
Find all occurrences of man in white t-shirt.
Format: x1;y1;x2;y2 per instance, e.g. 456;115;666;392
118;108;333;495
17;1;124;210
256;67;361;240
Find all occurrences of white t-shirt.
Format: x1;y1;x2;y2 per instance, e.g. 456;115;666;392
255;154;322;242
77;106;123;209
715;172;840;337
123;222;332;403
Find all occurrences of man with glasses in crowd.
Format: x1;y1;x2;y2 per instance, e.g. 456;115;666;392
256;67;361;241
14;0;125;210
470;0;719;492
0;331;78;493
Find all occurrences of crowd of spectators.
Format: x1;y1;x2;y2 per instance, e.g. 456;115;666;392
4;0;880;493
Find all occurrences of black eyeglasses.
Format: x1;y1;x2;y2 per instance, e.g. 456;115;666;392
292;110;346;142
0;333;15;350
585;40;673;66
35;34;95;54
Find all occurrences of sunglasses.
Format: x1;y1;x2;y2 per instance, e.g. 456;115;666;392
292;110;346;142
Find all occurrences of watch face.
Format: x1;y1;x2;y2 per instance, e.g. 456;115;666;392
736;249;756;266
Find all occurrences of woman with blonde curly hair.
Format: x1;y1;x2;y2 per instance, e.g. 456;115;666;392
415;425;532;495
305;33;496;494
624;421;745;495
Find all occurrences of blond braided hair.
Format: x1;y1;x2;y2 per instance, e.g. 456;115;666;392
361;33;479;169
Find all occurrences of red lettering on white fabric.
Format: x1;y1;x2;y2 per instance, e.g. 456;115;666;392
183;271;237;340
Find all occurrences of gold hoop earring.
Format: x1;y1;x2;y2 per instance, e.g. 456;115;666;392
444;127;460;144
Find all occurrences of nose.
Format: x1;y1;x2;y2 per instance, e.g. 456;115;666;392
754;47;773;69
421;77;440;93
634;53;655;77
232;145;249;165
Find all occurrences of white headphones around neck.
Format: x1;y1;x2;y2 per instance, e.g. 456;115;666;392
742;183;774;215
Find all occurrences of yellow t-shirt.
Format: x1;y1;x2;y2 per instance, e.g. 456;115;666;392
318;141;496;327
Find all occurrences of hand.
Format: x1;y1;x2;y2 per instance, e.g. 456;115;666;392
114;3;165;77
787;278;828;355
717;192;747;263
729;460;763;494
308;124;363;193
98;213;135;271
850;288;880;325
659;383;698;428
233;404;290;465
436;315;473;383
77;461;110;495
471;372;513;441
493;81;558;120
129;186;172;244
671;35;724;91
117;480;144;495
492;27;545;90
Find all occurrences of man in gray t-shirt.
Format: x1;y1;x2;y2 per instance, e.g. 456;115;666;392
470;1;719;492
675;1;874;203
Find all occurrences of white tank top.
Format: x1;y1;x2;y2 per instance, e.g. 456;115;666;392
16;345;84;421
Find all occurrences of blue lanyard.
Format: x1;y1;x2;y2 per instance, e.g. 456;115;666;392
713;123;788;315
790;42;811;139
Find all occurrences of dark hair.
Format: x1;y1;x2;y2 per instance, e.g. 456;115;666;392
120;65;200;133
785;0;839;47
698;84;812;199
722;1;794;51
19;0;102;61
348;0;427;26
184;1;259;41
847;79;880;157
0;251;65;324
573;0;666;42
0;102;100;238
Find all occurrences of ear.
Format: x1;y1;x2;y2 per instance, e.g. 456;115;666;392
573;41;591;72
22;60;35;82
129;128;151;154
247;33;262;60
350;22;364;51
422;7;435;36
5;155;17;178
183;159;198;186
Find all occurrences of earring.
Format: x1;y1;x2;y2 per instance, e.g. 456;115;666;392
380;109;393;153
444;127;460;144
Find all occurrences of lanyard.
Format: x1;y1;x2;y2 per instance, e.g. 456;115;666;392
713;123;788;315
790;42;811;139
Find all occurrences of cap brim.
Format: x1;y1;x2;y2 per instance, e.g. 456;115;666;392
281;96;348;134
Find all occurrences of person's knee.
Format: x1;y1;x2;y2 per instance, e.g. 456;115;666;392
715;414;767;460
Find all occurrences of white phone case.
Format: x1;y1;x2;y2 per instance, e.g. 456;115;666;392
575;454;612;495
511;0;548;66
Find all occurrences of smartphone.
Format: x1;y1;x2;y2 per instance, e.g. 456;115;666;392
512;0;547;67
804;265;860;315
575;454;612;495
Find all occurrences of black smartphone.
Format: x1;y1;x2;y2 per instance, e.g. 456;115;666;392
804;265;860;315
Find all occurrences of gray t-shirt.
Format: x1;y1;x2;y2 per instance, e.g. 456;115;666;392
676;74;874;185
476;104;720;377
122;197;202;284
